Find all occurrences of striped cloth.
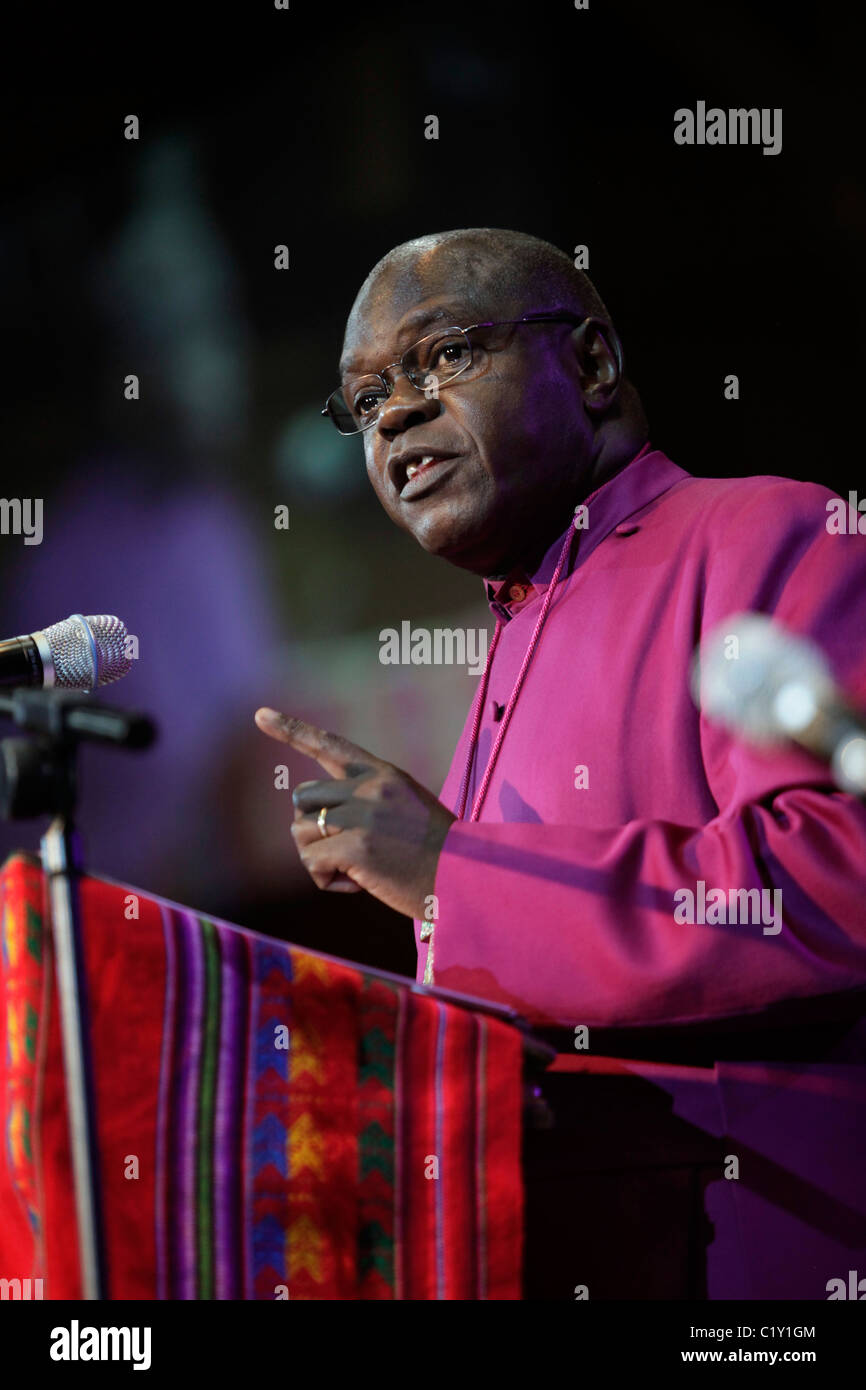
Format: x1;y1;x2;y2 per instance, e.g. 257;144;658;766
0;854;523;1299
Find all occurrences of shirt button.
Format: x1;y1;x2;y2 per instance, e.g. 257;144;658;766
614;523;639;536
509;583;528;601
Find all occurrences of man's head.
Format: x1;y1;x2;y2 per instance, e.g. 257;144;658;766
336;228;648;577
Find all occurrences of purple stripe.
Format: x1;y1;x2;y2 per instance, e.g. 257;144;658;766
172;910;205;1299
155;906;177;1301
166;911;188;1297
212;924;245;1299
434;1003;446;1300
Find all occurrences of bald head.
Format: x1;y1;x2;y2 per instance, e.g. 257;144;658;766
339;228;648;577
345;227;615;365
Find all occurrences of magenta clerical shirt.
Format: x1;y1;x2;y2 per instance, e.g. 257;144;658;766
415;445;866;1028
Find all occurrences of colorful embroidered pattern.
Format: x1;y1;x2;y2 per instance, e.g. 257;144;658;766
0;857;523;1299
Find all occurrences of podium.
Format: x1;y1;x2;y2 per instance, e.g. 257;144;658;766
6;845;866;1303
0;853;533;1300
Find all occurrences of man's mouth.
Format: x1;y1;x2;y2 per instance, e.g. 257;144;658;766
398;453;460;498
406;454;444;481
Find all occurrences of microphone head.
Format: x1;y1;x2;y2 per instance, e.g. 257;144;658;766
691;612;834;745
39;614;133;691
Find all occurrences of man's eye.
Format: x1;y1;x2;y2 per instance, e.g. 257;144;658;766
430;338;469;370
353;388;386;417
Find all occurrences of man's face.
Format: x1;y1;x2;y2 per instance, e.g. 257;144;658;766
339;252;597;576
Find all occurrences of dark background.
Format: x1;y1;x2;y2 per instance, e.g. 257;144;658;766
2;1;862;978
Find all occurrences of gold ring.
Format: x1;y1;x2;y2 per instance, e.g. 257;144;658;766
317;807;329;838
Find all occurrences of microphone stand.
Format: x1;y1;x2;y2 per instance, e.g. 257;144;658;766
42;805;106;1302
0;688;156;1301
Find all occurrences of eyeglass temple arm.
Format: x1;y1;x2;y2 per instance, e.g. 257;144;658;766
469;313;625;377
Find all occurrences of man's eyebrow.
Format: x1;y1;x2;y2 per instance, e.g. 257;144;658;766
339;305;473;378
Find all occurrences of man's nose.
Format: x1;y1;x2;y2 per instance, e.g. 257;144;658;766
375;375;441;437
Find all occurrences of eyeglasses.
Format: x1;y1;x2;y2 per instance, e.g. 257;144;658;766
322;311;597;435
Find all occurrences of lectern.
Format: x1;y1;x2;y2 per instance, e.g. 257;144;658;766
0;854;535;1300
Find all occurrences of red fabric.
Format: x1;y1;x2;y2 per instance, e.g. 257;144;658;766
0;856;524;1300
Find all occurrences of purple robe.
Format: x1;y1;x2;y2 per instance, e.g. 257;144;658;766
415;446;866;1299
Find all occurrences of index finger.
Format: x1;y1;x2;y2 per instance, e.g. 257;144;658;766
254;709;384;779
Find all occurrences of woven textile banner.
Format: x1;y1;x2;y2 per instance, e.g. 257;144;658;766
0;854;523;1299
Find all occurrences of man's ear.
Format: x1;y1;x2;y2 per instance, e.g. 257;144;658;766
571;317;624;413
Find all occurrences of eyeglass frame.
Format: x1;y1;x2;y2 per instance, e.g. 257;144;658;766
321;310;623;434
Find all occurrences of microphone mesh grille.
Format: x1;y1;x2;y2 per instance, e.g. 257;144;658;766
693;612;832;744
43;615;132;690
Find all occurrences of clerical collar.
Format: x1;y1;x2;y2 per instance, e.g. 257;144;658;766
483;442;688;621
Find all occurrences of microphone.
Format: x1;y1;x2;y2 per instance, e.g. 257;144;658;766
0;615;132;692
691;612;866;796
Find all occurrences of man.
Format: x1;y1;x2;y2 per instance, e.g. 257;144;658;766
256;228;866;1298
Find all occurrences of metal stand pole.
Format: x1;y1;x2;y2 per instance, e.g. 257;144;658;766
41;814;106;1300
0;692;154;1302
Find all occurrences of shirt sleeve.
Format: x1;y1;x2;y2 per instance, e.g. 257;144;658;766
424;480;866;1028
